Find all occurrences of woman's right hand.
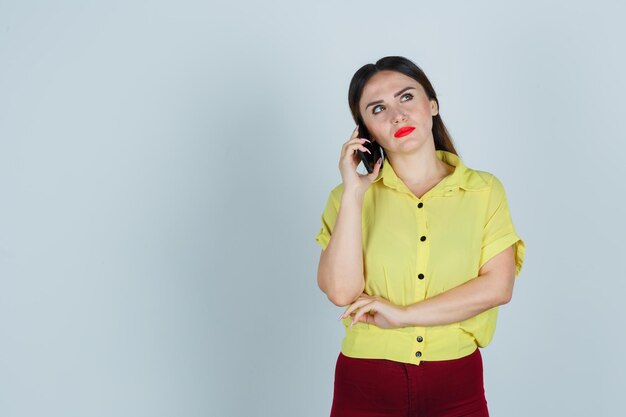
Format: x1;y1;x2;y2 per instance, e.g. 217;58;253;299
339;125;383;196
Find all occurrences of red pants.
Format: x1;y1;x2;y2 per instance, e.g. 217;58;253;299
330;347;489;417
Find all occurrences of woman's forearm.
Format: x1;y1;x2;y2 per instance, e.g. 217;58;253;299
317;189;365;307
400;272;510;327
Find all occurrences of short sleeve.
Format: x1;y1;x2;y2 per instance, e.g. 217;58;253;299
314;189;340;251
478;175;526;277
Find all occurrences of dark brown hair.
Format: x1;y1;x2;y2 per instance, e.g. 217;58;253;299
348;56;459;156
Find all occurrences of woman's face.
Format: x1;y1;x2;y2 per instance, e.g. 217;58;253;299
359;70;438;155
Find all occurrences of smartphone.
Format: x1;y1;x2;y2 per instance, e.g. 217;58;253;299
356;124;384;173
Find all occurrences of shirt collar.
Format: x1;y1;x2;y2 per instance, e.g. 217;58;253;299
372;150;490;196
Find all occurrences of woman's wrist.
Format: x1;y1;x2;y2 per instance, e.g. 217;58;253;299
341;187;365;205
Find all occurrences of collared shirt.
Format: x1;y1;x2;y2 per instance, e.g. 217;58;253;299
315;150;525;365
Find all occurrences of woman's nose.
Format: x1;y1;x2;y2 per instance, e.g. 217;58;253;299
392;108;407;123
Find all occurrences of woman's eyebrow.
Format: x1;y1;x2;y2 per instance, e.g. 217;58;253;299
364;86;416;110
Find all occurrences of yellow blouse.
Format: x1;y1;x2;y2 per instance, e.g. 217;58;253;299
315;150;525;365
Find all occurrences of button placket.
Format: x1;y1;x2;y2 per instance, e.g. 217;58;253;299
414;198;429;362
415;200;429;285
415;203;428;294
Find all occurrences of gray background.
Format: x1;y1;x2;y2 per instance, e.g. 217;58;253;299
1;1;624;416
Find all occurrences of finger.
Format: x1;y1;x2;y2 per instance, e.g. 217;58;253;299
340;297;371;318
348;126;373;144
368;157;383;176
353;138;372;144
343;126;360;146
341;301;363;318
351;125;359;138
349;301;376;326
345;142;371;156
350;307;370;326
342;139;371;155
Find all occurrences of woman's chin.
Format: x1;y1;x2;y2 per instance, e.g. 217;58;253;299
389;138;430;155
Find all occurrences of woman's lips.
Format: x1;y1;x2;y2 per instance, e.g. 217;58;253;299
394;126;415;138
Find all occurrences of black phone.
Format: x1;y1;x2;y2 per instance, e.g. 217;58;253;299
355;124;384;173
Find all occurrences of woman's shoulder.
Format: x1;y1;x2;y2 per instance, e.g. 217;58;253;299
458;163;496;192
463;166;510;200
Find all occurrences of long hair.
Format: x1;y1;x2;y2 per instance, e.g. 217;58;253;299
348;56;459;156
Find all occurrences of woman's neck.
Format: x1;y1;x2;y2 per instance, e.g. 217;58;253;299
387;148;453;186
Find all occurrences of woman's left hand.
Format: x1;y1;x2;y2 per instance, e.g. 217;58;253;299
340;293;408;329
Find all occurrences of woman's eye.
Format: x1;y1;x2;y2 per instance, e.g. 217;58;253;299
372;93;413;114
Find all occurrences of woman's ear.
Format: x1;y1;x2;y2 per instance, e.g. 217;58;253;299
430;100;439;116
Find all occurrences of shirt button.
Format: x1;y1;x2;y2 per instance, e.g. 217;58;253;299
415;351;422;357
418;273;424;280
416;336;423;342
420;236;426;242
417;202;423;208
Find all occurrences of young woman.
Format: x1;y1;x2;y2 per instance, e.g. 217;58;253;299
315;56;525;417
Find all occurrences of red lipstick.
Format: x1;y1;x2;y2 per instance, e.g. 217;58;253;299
394;126;415;138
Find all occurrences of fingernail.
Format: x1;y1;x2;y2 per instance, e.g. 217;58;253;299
349;321;354;328
338;313;344;320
